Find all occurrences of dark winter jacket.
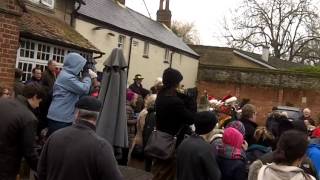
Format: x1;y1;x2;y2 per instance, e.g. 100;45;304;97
0;96;39;180
241;118;258;146
155;94;195;146
42;69;56;93
217;156;247;180
37;120;123;180
177;135;221;180
25;76;42;85
129;83;150;98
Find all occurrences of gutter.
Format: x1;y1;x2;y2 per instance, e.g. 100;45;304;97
233;50;276;70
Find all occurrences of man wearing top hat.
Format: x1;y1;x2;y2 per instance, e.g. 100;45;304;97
129;74;150;98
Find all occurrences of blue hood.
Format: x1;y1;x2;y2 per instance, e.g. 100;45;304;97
63;53;87;75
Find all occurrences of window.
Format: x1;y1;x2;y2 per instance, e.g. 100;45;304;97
41;0;54;8
17;39;93;82
164;48;170;63
118;35;125;48
143;42;149;58
28;0;55;8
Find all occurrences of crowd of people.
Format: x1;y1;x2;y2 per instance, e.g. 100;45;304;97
1;51;320;180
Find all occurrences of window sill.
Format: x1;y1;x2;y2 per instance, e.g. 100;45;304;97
143;55;149;59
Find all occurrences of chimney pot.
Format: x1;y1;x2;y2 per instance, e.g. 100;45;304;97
156;0;171;28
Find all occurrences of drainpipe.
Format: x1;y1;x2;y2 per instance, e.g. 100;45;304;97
70;1;82;27
169;51;174;68
127;37;134;78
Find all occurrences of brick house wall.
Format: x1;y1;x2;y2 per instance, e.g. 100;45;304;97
198;65;320;125
0;0;22;89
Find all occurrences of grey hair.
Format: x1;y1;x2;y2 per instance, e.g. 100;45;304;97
78;108;100;120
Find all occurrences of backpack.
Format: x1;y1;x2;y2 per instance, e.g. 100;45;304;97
142;109;157;148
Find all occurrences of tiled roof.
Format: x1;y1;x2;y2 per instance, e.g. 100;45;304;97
235;49;304;69
77;0;199;58
190;45;304;69
18;10;101;53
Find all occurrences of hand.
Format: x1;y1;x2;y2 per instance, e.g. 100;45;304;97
88;69;97;79
242;140;248;151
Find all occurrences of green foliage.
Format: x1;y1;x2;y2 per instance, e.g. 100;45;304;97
289;66;320;74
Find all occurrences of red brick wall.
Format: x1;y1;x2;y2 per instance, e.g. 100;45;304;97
0;0;21;89
198;81;320;125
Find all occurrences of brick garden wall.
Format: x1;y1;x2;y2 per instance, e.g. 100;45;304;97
0;0;22;89
197;65;320;125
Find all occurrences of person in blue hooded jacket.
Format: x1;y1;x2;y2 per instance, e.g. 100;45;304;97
307;128;320;179
47;53;97;136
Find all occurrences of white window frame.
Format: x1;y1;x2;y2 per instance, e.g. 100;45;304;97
143;41;149;58
40;0;55;8
16;38;93;82
164;48;170;63
118;35;125;48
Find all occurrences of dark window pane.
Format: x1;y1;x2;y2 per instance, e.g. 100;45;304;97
20;49;24;57
46;54;49;60
25;50;29;57
26;41;30;49
23;63;27;71
28;64;32;72
20;41;25;48
31;43;35;50
18;62;22;69
30;51;34;58
42;54;45;60
38;45;41;51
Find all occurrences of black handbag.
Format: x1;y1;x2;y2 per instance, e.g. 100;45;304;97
144;127;183;160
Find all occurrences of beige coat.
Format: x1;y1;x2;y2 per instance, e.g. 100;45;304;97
249;160;316;180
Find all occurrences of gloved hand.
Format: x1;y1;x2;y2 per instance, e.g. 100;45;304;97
88;69;97;79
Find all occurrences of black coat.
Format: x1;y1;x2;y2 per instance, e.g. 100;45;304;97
241;118;258;146
155;94;195;145
129;83;150;98
37;120;123;180
177;135;221;180
0;96;39;180
217;157;247;180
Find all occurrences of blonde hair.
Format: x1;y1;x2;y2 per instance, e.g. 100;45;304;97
144;94;157;109
254;126;274;142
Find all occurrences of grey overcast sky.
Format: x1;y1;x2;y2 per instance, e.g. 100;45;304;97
126;0;320;47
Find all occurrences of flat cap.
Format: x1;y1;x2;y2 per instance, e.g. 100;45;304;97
75;96;102;112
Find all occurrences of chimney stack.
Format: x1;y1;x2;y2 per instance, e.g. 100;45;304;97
157;0;172;28
116;0;125;6
262;46;269;62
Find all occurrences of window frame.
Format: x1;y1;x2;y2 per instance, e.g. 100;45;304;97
164;48;170;63
118;35;126;48
16;38;93;82
40;0;55;8
143;41;149;58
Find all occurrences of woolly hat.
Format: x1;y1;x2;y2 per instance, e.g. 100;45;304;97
223;127;244;149
162;68;183;87
225;121;246;136
127;90;135;101
195;111;218;135
75;96;102;112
